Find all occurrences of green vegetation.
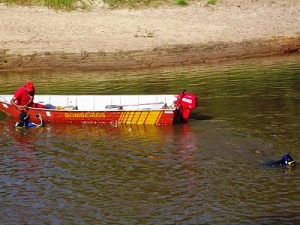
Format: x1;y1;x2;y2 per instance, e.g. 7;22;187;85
175;0;188;6
206;0;217;5
103;0;173;8
0;0;191;9
1;0;83;10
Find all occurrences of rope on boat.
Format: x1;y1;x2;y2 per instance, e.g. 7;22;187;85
104;102;173;110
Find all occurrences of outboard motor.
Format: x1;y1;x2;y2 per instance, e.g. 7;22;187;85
175;90;198;123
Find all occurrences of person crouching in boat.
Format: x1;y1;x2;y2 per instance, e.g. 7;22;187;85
11;81;44;111
10;81;35;111
15;112;45;128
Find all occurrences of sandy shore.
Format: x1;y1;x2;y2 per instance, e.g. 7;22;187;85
0;0;299;71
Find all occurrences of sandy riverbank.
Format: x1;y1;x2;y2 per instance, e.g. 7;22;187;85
0;0;299;71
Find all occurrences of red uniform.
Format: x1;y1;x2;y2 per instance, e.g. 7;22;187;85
11;82;35;110
13;87;34;106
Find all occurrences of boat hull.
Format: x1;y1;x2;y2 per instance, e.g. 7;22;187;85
0;101;177;125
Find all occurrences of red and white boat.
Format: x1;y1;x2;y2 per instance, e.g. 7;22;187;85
0;90;198;125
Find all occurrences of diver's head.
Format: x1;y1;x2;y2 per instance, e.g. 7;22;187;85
282;152;296;168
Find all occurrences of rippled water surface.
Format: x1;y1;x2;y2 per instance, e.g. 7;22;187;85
0;54;300;224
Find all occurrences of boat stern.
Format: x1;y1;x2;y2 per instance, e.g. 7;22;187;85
175;90;198;123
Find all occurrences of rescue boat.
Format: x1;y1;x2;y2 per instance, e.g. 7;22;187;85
0;90;198;125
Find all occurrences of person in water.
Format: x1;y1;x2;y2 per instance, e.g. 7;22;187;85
275;152;296;168
15;111;45;128
265;152;296;168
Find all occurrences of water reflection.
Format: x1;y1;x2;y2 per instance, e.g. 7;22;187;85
1;125;46;224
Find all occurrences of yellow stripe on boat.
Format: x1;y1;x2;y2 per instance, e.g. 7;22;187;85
119;111;141;124
119;112;129;123
130;112;141;124
145;111;162;125
136;112;149;124
125;112;137;124
118;112;126;124
118;111;162;125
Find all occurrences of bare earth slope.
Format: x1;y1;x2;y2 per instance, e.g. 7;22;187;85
0;0;299;71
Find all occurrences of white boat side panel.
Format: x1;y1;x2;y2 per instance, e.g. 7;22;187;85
74;96;95;110
0;95;13;103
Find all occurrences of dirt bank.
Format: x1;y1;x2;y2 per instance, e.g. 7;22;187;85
0;1;299;71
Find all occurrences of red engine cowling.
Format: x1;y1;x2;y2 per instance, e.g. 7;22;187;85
175;90;198;123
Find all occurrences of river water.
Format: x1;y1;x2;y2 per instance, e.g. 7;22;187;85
0;54;299;224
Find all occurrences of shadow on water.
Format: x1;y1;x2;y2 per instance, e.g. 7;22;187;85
190;107;214;121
